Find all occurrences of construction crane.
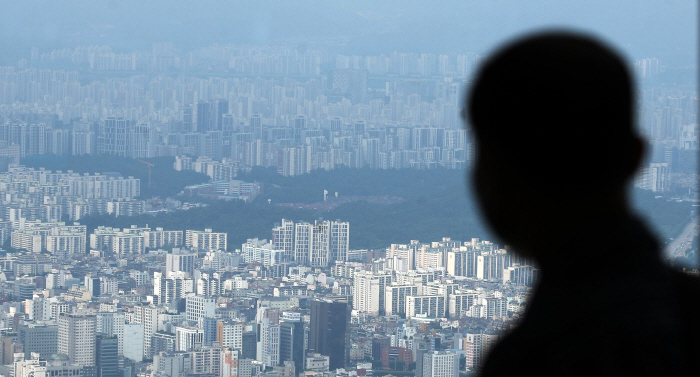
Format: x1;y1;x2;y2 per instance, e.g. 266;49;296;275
136;159;155;188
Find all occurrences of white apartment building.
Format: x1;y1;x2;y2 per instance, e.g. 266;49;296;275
190;347;222;376
154;271;194;304
186;229;227;251
292;219;350;267
132;305;162;357
166;249;196;277
203;250;240;271
448;291;480;318
680;124;698;150
145;228;184;249
476;250;511;281
11;232;42;253
106;199;145;217
111;232;145;255
153;352;191;377
446;250;479;277
12;221;86;255
330;220;350;262
24;297;51;321
484;297;508;319
197;272;222;297
293;222;311;265
503;264;539;286
272;219;295;261
406;295;447;319
353;270;393;316
242;238;283;266
90;226;119;250
46;228;86;256
66;174;140;199
635;162;670;192
385;284;419;316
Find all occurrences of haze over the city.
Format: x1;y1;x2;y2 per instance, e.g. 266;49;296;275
0;1;696;66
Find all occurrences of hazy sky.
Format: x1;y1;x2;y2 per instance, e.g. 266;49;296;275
0;0;697;65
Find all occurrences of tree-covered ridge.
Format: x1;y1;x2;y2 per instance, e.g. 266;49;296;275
238;166;472;203
71;166;692;251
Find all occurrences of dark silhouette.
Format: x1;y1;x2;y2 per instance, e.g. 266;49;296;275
464;31;700;376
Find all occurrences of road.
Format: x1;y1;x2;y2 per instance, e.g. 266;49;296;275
665;221;699;260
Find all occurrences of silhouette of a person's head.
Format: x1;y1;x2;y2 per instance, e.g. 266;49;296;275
464;31;645;261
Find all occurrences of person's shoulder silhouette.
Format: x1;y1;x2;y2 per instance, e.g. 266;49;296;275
464;30;700;376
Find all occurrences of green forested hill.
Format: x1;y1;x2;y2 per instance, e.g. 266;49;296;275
70;166;693;250
237;166;470;204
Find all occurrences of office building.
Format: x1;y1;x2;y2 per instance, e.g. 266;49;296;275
309;299;350;370
58;313;96;366
96;334;119;377
123;324;144;362
96;312;125;356
279;319;304;370
217;320;243;350
185;296;215;323
175;326;203;352
151;332;177;355
422;351;459;377
13;353;84;377
242;330;257;359
256;317;280;368
18;323;58;359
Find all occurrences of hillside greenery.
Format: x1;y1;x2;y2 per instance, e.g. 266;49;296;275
70;166;693;251
237;166;470;204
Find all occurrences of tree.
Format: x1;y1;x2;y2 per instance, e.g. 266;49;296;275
390;360;406;371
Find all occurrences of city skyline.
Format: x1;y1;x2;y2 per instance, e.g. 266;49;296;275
0;2;696;377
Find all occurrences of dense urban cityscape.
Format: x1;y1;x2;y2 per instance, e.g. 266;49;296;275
0;2;697;377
